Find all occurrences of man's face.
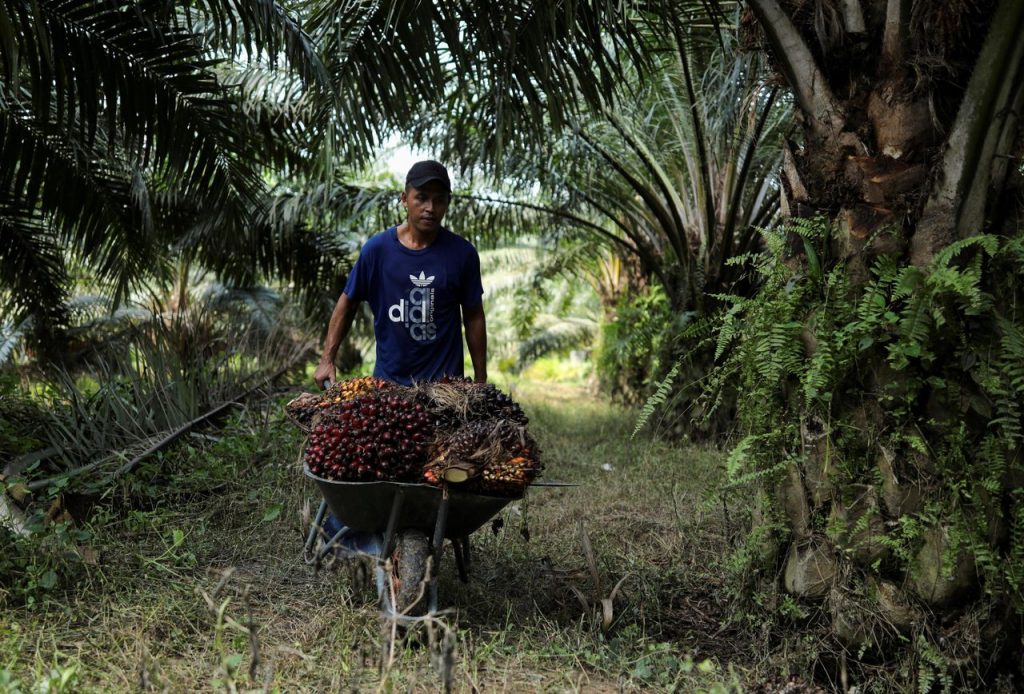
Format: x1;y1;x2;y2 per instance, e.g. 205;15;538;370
401;181;450;233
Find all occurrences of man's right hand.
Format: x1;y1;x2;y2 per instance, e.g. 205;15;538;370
316;292;359;392
313;361;336;391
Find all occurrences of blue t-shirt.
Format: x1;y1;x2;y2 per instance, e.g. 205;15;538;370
343;226;484;385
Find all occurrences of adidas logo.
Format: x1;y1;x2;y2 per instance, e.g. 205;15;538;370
410;271;435;287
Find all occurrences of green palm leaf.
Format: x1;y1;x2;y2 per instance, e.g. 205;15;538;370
517;315;599;366
0;196;68;327
304;0;665;164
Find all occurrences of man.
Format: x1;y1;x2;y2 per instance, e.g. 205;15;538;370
314;160;487;388
309;160;487;559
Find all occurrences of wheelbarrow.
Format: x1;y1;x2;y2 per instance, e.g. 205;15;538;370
303;465;541;618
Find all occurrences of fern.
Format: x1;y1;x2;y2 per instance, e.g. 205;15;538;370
1006;490;1024;594
755;320;803;382
991;318;1024;441
701;217;1024;628
889;288;933;368
631;362;680;438
892;265;922;301
725;458;789;489
714;300;745;361
803;336;834;402
931;234;999;266
723;434;760;481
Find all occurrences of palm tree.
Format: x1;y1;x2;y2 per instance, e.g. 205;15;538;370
727;0;1024;682
403;21;788;403
1;0;700;355
432;16;785;299
747;0;1022;263
0;0;336;347
552;30;785;311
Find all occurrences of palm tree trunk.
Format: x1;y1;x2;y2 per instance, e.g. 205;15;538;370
174;255;191;316
745;0;1024;674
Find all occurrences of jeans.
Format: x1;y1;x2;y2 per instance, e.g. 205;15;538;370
321;509;383;556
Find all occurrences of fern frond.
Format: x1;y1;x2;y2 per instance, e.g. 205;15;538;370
931;234;999;267
755;320;803;381
722;433;775;483
714;301;745;361
991;317;1024;441
631;362;680;439
895;290;933;357
803;337;834;403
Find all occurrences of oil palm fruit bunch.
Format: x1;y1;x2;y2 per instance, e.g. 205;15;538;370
424;420;542;494
285;392;322;433
479;420;542;494
464;383;528;424
285;377;393;433
408;387;462;430
423;420;492;484
412;380;528;428
477;454;542;495
305;391;433;481
317;376;394;408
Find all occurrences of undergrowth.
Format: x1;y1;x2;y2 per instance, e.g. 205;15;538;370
0;379;757;692
700;217;1024;691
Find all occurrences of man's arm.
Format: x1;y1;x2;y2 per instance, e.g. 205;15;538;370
314;292;360;389
463;303;487;383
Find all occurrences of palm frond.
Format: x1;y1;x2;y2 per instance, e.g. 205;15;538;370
0;195;68;327
180;0;332;91
304;0;666;166
517;315;599;367
0;316;29;364
198;283;281;333
0;92;165;304
487;27;789;302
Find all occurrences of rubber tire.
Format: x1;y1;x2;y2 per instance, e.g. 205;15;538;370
384;529;430;617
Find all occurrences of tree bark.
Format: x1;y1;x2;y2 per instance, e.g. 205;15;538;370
913;0;1024;264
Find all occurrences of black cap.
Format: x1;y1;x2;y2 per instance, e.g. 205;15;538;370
405;160;451;191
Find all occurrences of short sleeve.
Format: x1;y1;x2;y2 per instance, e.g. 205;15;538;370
343;246;371;302
459;246;484;307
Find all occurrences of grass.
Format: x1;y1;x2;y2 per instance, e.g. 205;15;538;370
1;376;756;692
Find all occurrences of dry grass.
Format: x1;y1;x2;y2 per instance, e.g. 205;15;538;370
1;378;753;692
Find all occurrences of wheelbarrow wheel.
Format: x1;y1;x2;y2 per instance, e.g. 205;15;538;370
383;529;429;617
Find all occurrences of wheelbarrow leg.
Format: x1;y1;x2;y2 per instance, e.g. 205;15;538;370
428;489;450;613
381;489;405;559
303;500;328;564
319;526;350;560
376;490;409;616
451;537;469;584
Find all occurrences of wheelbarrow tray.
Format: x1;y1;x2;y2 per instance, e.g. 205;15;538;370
304;465;520;538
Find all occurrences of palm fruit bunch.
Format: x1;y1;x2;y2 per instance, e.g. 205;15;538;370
285;377;393;433
317;376;394;408
465;383;528;425
305;391;433;481
285;392;322;433
424;419;542;494
411;378;529;428
295;376;539;492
